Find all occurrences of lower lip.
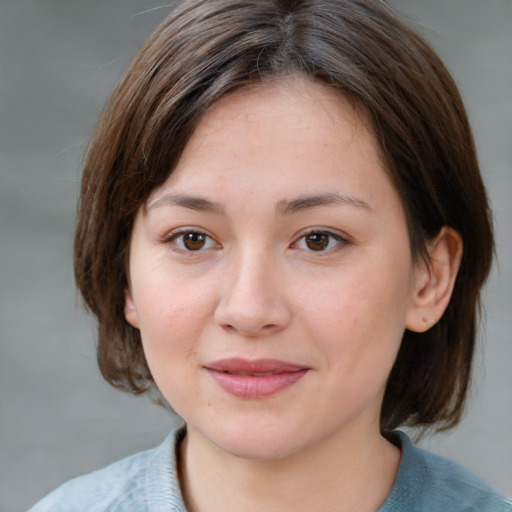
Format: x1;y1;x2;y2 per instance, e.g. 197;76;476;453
206;369;308;398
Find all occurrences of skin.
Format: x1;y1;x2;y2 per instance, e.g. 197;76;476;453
125;78;462;512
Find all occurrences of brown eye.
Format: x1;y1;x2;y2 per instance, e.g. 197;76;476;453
305;232;330;251
183;232;207;250
294;230;347;253
168;230;217;251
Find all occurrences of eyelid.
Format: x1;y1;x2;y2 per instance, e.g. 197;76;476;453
161;227;221;251
291;227;352;252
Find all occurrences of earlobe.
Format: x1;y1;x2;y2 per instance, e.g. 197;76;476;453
124;287;140;329
405;227;463;333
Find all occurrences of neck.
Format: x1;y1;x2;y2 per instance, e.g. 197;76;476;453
178;422;401;512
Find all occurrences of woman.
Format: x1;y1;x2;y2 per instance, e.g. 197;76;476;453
30;0;511;510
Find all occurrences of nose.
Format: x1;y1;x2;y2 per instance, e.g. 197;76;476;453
214;250;291;337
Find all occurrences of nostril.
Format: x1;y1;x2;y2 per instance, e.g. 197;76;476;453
218;319;284;337
214;285;292;336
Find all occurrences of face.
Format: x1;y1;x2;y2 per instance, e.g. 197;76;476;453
125;79;422;460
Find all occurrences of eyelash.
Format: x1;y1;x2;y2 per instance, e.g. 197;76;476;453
292;229;351;253
162;228;350;254
162;228;219;252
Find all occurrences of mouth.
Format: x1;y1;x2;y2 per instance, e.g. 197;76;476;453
204;358;309;399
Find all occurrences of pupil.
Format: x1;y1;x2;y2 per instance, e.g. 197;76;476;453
184;232;206;250
306;233;329;251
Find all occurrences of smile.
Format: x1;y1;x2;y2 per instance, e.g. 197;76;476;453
204;358;309;399
224;371;277;376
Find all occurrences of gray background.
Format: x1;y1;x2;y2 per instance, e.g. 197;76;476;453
0;1;510;510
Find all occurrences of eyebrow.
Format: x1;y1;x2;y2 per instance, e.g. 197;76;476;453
146;191;372;216
276;192;373;215
147;193;225;214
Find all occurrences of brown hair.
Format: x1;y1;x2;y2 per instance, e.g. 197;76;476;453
74;0;494;432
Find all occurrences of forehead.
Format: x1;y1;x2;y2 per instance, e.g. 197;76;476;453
150;78;387;199
194;78;374;153
143;77;409;237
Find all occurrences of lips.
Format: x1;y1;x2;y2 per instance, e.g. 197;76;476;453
204;358;309;398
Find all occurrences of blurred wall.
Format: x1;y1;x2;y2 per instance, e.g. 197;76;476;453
0;1;510;510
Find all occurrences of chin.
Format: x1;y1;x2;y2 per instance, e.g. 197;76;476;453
193;415;322;462
214;433;302;461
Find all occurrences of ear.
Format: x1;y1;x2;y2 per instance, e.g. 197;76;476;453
124;287;140;329
405;227;463;333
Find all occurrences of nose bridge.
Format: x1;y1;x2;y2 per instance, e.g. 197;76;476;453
214;243;290;336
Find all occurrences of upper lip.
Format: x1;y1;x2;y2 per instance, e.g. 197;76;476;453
204;358;308;374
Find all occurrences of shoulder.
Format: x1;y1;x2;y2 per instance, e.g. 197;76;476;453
28;426;188;512
28;448;153;512
381;431;512;512
417;448;512;512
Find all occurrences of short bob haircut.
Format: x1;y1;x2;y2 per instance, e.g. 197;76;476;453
74;0;494;433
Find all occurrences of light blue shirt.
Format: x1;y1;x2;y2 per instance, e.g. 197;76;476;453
29;426;511;512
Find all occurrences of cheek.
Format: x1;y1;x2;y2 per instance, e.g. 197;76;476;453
135;284;212;408
131;268;216;363
298;258;411;362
